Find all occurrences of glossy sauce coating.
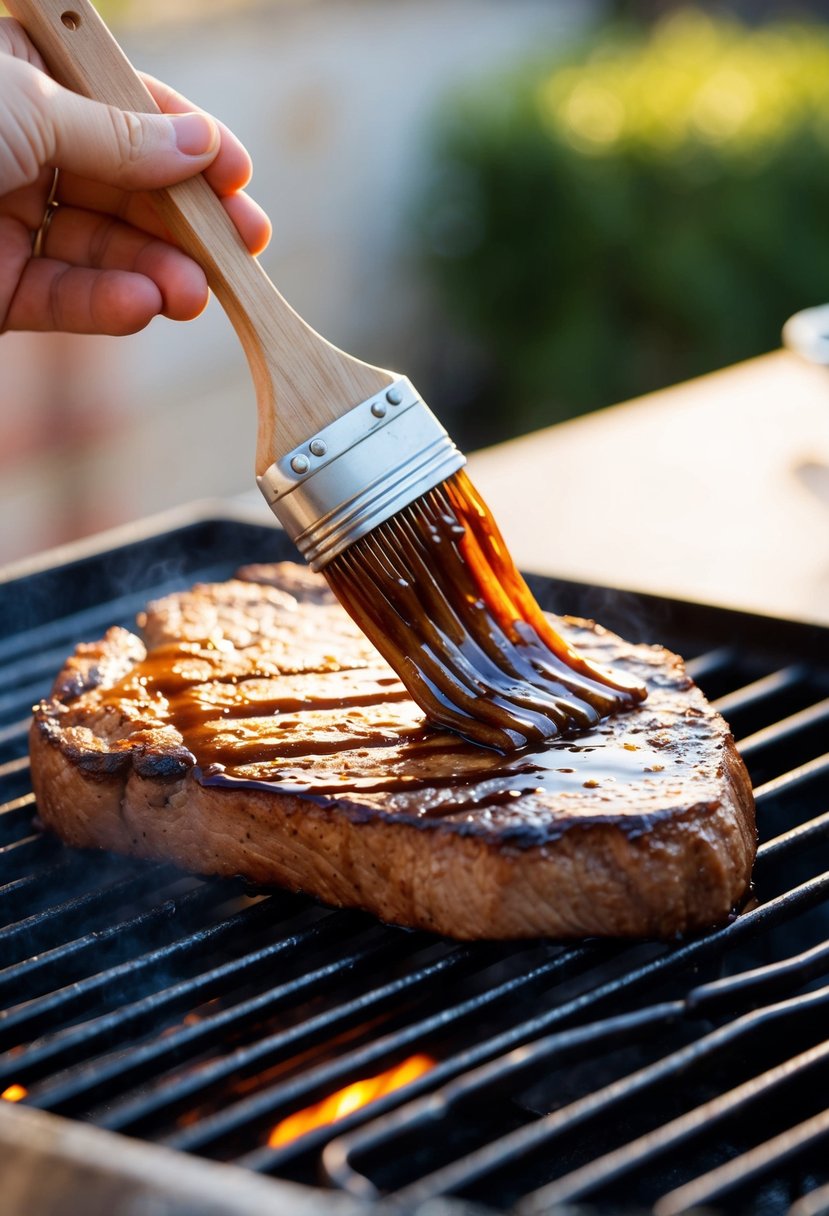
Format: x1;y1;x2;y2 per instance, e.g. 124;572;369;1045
34;571;754;937
324;470;647;751
94;611;703;839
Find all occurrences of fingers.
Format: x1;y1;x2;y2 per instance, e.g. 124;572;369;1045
0;203;211;334
38;204;209;320
5;259;171;335
0;16;47;70
41;66;260;199
36;72;222;190
220;191;272;256
0;43;273;334
140;73;253;196
2;50;270;254
0;166;56;230
53;172;272;257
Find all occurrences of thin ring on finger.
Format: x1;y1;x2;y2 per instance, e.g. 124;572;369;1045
31;168;60;259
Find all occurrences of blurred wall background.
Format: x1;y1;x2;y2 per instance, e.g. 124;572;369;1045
1;0;827;565
0;0;596;563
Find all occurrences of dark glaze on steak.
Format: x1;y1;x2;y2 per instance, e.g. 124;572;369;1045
29;564;756;939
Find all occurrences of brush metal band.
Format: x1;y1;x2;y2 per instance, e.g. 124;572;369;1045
256;377;466;570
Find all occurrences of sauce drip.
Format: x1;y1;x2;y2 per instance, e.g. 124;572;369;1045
323;469;647;751
94;609;694;833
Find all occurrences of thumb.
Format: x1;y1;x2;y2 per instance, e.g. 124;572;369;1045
43;76;220;189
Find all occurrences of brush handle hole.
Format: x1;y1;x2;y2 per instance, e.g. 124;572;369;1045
61;11;81;30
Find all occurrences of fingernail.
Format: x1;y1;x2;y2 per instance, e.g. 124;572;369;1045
172;113;219;157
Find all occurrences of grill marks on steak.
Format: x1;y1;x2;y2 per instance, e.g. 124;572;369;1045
29;564;756;939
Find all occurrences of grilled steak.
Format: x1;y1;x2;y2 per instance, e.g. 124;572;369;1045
29;564;756;939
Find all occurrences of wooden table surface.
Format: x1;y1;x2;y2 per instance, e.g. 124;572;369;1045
467;349;829;628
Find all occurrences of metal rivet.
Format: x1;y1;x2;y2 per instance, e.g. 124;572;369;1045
309;439;327;457
290;454;310;474
386;386;403;405
370;401;387;418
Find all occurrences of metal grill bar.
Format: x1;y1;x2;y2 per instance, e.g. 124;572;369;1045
0;788;35;812
0;855;88;913
0;683;54;722
29;927;409;1115
0;889;300;1060
0;876;223;1007
519;1038;829;1212
364;982;829;1207
686;938;829;1014
323;999;683;1200
0;865;173;966
236;1072;440;1176
1;519;828;1215
756;806;829;864
755;752;829;801
738;698;829;756
0;559;238;667
712;665;806;716
683;647;735;679
256;875;826;1186
790;1181;829;1216
0;832;59;879
112;943;522;1142
320;871;829;1199
231;948;598;1173
0;644;88;690
655;1107;829;1216
0;717;34;754
0;756;34;795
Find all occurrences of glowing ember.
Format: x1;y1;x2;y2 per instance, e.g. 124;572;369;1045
1;1084;27;1102
267;1054;434;1149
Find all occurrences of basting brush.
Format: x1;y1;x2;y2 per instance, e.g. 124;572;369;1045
16;0;647;751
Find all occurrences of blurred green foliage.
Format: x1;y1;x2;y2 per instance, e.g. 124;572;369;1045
419;9;829;443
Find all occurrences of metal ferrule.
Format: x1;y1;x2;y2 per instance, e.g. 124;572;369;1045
256;376;466;570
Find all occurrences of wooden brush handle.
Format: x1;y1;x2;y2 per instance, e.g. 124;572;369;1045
8;0;392;471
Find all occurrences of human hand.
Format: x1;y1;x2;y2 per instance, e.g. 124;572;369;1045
0;17;271;335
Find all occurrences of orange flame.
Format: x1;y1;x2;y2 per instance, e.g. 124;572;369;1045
267;1054;434;1149
1;1084;27;1102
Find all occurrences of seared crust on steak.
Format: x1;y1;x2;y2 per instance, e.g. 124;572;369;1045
29;565;756;939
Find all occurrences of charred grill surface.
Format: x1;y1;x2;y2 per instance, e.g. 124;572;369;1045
1;514;828;1216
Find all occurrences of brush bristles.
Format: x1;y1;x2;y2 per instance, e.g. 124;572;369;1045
323;470;647;751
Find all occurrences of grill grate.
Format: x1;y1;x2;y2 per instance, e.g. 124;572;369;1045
1;511;829;1215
